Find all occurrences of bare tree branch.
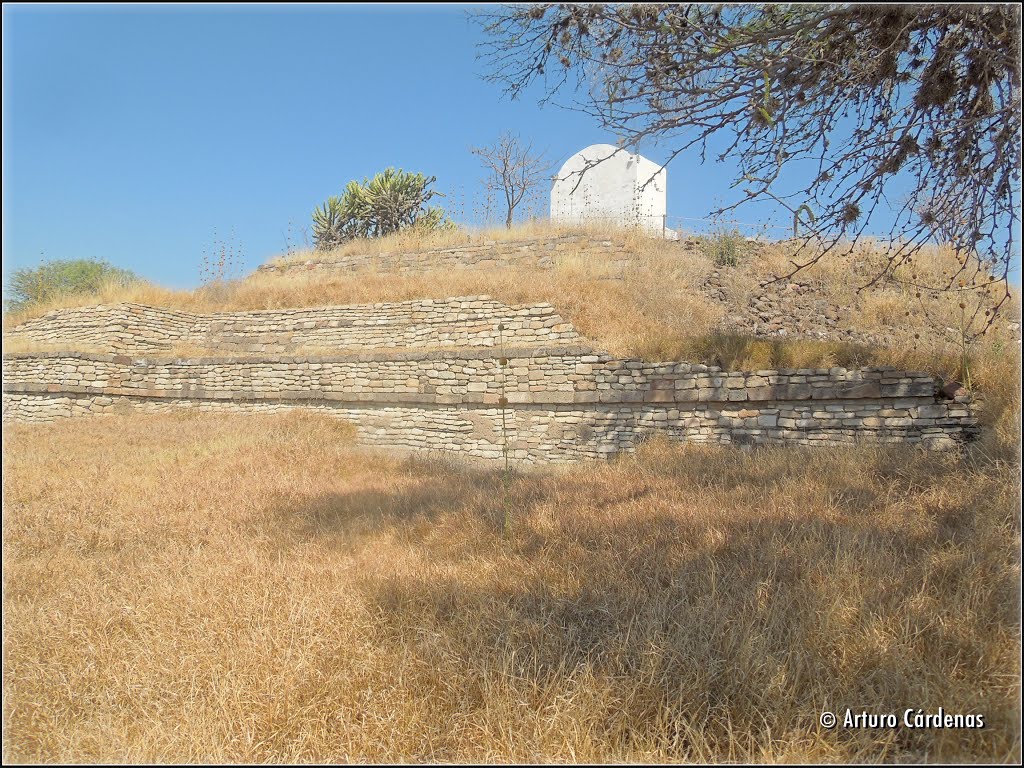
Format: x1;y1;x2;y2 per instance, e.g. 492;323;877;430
471;132;555;228
475;3;1022;338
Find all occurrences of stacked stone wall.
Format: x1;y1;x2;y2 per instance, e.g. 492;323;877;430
5;297;579;354
3;349;977;462
3;291;978;462
255;234;681;277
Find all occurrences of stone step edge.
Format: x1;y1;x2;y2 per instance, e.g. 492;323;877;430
0;348;939;382
3;382;961;410
2;345;603;366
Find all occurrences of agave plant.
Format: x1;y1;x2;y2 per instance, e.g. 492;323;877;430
311;196;349;252
412;205;458;233
362;168;438;236
311;168;454;248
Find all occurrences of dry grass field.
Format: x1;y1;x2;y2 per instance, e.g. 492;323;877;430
3;407;1020;763
3;223;1021;762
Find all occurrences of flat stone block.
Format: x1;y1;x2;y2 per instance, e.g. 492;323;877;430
833;381;882;398
544;391;575;404
746;386;775;401
644;390;675;403
776;384;812;400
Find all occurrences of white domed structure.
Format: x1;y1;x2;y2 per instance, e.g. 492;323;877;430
550;143;668;235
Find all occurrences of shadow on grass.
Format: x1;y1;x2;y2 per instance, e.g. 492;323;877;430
248;444;1019;762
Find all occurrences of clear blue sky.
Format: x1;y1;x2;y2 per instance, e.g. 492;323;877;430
3;4;1019;292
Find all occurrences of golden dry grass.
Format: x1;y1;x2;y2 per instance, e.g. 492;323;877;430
3;409;1020;763
266;218;653;266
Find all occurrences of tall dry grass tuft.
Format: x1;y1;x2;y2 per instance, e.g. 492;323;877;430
1;276;190;330
3;412;1019;763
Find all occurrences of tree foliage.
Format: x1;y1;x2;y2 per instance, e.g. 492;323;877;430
312;168;453;250
478;3;1022;326
471;132;554;228
5;258;139;311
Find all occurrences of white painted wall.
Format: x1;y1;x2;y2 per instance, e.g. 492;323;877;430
550;144;667;235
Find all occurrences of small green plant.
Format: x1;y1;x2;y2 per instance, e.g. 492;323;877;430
5;257;138;311
312;168;454;251
699;220;751;268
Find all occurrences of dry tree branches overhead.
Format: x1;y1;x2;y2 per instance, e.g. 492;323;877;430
477;4;1022;334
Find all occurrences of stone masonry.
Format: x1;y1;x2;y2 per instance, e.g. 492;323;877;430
3;288;978;461
5;297;580;355
3;341;977;462
255;234;645;278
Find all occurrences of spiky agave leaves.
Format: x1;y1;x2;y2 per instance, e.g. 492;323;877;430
311;168;454;248
361;168;443;236
311;189;365;252
412;206;458;233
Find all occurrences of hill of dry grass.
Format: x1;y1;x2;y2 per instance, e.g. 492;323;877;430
3;223;1021;763
3;413;1020;763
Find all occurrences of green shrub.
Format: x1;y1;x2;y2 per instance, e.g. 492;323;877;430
5;258;139;311
312;168;454;250
699;226;752;267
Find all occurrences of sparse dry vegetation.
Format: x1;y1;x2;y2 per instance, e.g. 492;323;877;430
272;218;609;266
3;407;1020;763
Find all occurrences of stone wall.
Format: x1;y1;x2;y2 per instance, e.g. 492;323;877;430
255;235;655;277
4;297;580;354
3;348;977;462
3;289;979;462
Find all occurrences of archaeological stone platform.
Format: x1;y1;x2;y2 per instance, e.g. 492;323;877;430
3;296;977;462
254;234;696;278
4;297;580;355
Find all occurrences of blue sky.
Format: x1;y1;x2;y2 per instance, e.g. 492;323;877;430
3;4;1020;292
